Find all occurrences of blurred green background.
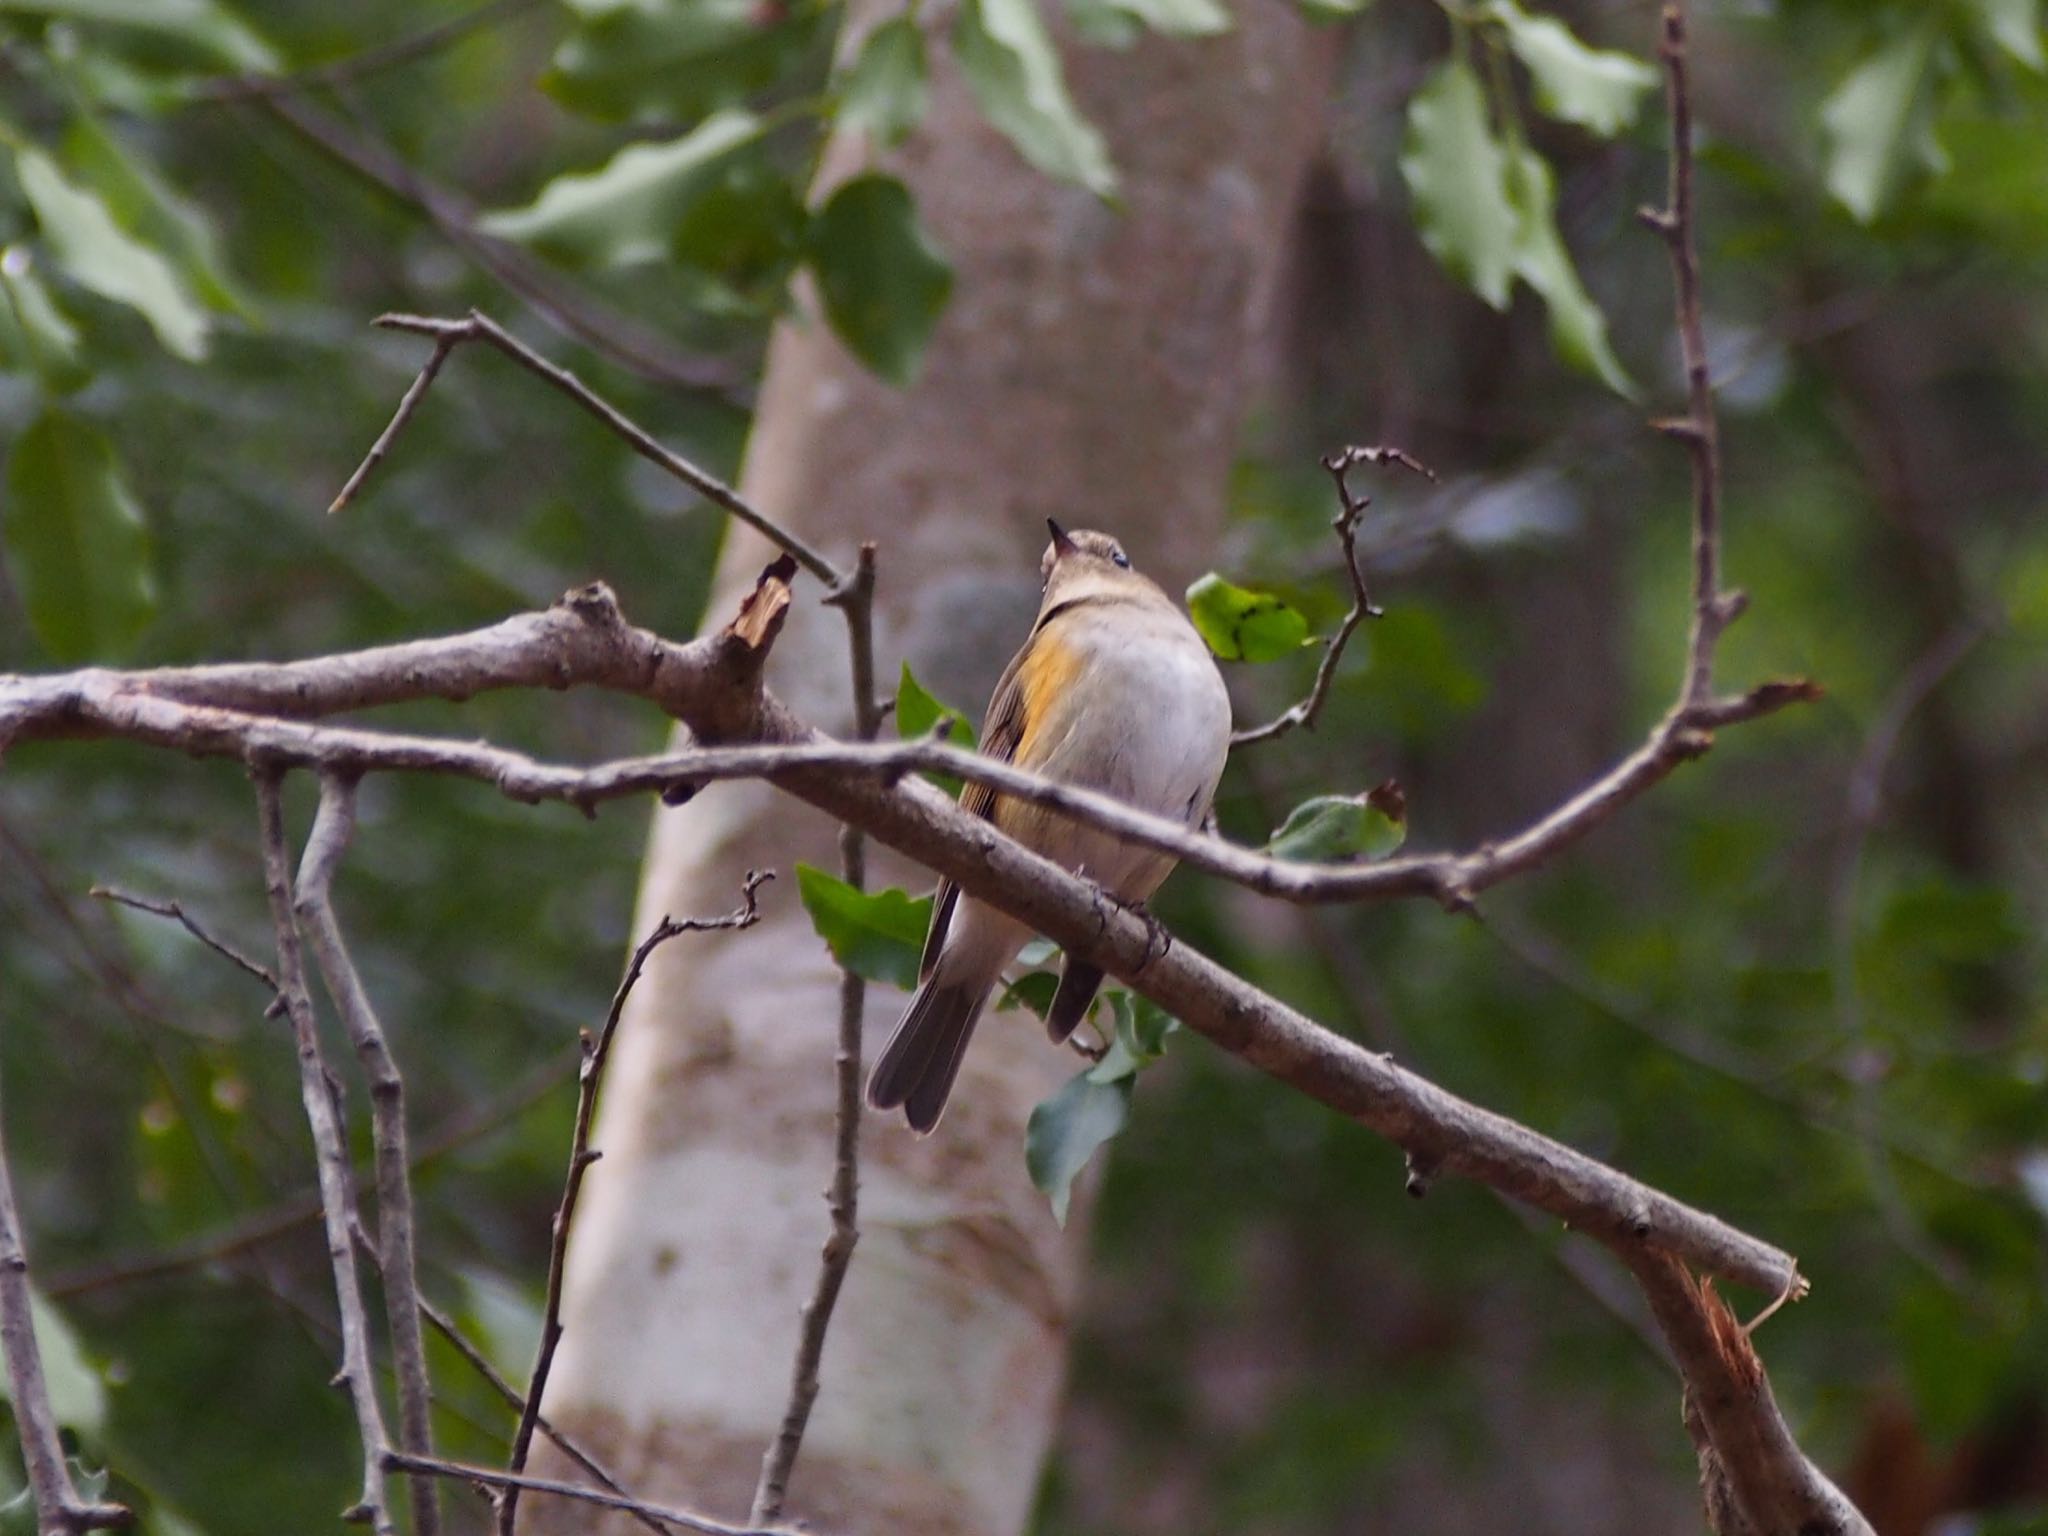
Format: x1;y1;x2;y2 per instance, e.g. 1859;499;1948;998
1;0;2044;1532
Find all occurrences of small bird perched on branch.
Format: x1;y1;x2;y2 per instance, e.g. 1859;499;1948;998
867;521;1233;1133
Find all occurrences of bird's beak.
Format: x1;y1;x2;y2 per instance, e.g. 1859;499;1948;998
1046;518;1078;559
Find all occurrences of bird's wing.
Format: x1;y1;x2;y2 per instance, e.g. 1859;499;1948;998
917;629;1035;981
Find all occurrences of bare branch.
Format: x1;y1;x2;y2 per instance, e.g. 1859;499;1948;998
752;544;880;1524
1233;444;1435;749
253;769;394;1533
89;885;277;994
294;776;440;1536
386;1450;788;1536
500;874;771;1536
0;1092;135;1534
0;644;1815;912
0;591;1808;1293
1641;2;1727;711
329;332;458;513
370;312;841;584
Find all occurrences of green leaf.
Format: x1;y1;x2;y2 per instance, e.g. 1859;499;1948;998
0;247;89;391
1292;0;1372;19
62;111;251;318
669;160;808;309
1820;28;1936;223
16;146;208;361
1963;0;2044;71
839;17;929;146
0;0;277;71
1024;1066;1131;1225
1399;60;1517;310
479;112;768;270
1071;0;1229;41
896;661;977;746
545;0;825;123
1485;0;1658;137
806;174;953;386
3;408;156;661
0;1292;108;1435
1184;572;1313;662
1266;788;1406;863
1504;143;1634;395
996;966;1060;1018
954;0;1117;197
1087;990;1178;1082
795;865;932;988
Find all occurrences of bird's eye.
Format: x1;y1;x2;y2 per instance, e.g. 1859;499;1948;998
1111;548;1130;569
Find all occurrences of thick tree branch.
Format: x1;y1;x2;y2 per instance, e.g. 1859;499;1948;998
294;776;440;1536
254;770;394;1533
499;876;770;1536
1632;1253;1872;1535
0;583;1806;1292
0;1093;135;1534
0;626;1814;910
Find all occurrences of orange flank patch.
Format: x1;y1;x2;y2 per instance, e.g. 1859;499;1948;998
995;631;1084;838
1014;631;1083;769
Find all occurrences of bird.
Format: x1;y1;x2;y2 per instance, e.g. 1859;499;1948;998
866;520;1233;1134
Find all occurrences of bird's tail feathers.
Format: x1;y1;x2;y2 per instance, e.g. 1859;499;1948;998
1044;960;1105;1042
866;965;995;1135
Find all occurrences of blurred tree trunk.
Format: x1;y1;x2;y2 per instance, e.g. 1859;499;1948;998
530;5;1333;1533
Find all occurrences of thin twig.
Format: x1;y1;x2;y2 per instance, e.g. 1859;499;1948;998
388;1450;787;1536
415;1296;676;1536
0;1080;135;1534
253;768;394;1533
329;334;458;513
191;0;542;103
1233;445;1435;749
752;545;879;1523
250;97;737;394
1638;5;1730;712
295;775;440;1536
89;885;277;992
500;873;771;1536
372;312;840;584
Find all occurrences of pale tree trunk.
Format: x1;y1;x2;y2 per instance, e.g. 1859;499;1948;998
533;5;1333;1531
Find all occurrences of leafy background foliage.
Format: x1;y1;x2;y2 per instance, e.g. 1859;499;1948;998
1;0;2046;1533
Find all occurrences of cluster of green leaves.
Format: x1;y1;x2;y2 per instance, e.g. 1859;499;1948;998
1819;0;2046;223
1396;2;1658;394
0;8;257;661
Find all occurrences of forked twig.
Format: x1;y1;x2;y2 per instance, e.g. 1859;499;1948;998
1233;444;1436;749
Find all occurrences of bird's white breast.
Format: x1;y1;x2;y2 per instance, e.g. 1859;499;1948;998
1023;601;1232;899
